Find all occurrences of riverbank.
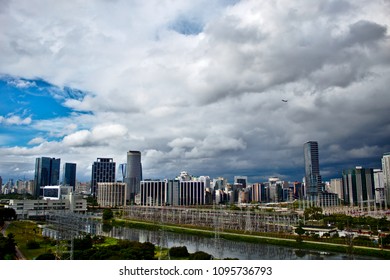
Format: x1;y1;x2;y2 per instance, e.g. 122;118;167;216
112;218;390;259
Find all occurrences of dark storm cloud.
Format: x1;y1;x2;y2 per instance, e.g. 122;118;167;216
1;0;389;183
343;20;387;47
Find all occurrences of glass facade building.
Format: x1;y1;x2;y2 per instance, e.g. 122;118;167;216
126;151;142;201
63;162;76;191
342;167;375;206
303;141;322;199
91;158;116;197
34;157;61;198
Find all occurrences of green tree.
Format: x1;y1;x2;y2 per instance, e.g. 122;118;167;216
73;240;156;260
74;234;93;251
87;196;98;207
382;234;390;246
36;253;56;260
189;251;213;260
0;233;16;260
295;225;305;243
169;246;190;258
295;225;305;236
102;208;114;221
26;240;40;249
0;208;17;220
304;206;323;220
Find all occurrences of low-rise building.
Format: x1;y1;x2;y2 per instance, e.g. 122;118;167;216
292;225;338;237
6;192;87;219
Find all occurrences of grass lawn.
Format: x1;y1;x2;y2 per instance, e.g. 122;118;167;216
6;221;127;260
95;236;118;247
6;220;56;260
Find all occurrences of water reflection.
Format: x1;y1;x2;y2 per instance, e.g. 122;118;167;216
97;225;377;260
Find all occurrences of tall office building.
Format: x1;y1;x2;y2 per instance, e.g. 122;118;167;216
126;151;142;201
234;176;248;188
97;182;127;207
34;157;61;198
373;169;385;206
91;158;116;197
212;177;227;190
251;183;267;202
63;163;76;191
330;178;343;201
382;153;390;207
179;180;205;206
342;166;375;206
303;141;322;199
139;180;168;206
118;163;127;182
292;181;304;200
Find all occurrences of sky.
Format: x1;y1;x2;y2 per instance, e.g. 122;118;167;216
0;0;390;184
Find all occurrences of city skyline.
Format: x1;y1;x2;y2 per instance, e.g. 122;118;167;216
1;148;388;186
1;1;390;184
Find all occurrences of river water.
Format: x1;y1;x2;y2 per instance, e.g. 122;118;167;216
97;225;379;260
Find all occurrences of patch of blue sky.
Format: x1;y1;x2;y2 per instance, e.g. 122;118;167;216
0;125;37;147
0;76;89;146
169;16;204;35
168;0;240;36
1;78;71;119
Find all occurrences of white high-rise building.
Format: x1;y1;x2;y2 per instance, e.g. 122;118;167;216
97;182;127;208
382;153;390;207
373;169;385;206
329;178;343;201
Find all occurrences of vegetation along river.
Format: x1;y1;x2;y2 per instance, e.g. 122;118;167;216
96;224;379;260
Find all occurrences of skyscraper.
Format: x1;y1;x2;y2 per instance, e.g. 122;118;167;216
382;152;390;207
342;166;375;206
63;163;77;191
234;176;248;188
118;163;127;182
126;151;142;201
34;157;61;198
91;158;116;197
303;141;322;199
97;182;127;207
373;169;385;206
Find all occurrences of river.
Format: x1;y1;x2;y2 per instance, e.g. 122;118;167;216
97;225;379;260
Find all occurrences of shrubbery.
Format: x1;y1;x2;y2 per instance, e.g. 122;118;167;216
26;240;40;249
0;233;16;259
169;246;189;258
36;253;56;260
189;251;213;260
72;240;156;260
